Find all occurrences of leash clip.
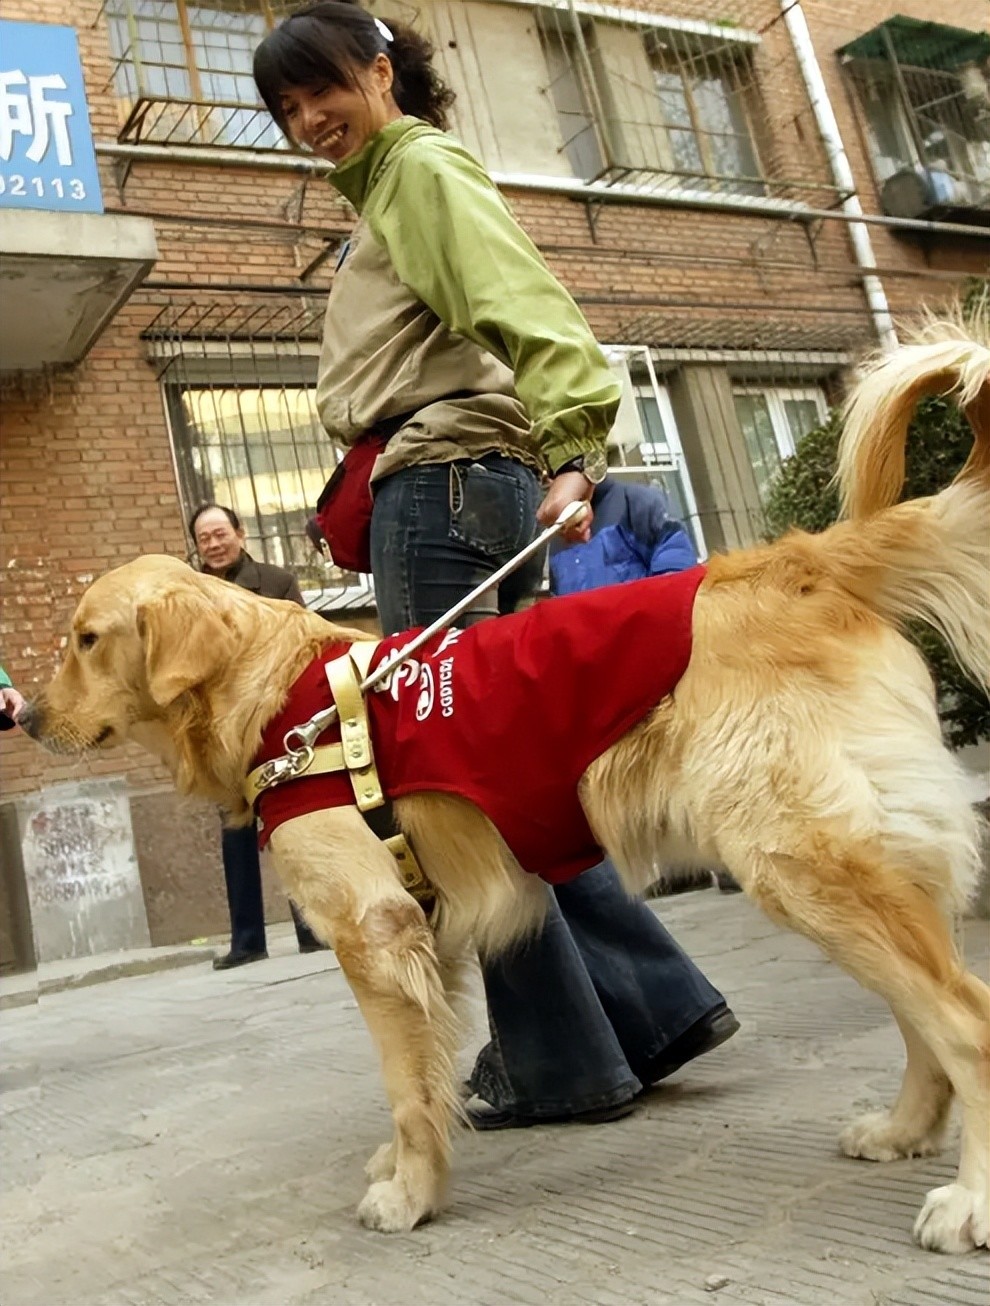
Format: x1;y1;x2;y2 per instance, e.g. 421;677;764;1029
256;745;315;792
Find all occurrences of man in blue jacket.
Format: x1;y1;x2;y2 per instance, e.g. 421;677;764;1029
549;476;698;594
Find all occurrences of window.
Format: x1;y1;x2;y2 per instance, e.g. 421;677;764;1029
605;348;706;557
841;18;990;216
649;47;763;194
148;299;374;610
106;0;290;149
733;385;827;503
433;2;766;193
169;382;335;580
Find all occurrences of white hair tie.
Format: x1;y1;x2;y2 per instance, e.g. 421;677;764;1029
374;17;394;43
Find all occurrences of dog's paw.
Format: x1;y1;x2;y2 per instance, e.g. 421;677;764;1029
839;1110;943;1162
364;1140;397;1183
913;1183;989;1253
357;1179;435;1234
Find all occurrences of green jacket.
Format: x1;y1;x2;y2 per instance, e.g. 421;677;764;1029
0;666;11;690
317;117;619;478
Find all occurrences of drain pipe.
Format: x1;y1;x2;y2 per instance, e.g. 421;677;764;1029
781;0;898;351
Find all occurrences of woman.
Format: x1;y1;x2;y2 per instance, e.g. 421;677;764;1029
253;2;735;1126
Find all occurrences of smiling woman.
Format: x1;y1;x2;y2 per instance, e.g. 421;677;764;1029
253;0;455;160
244;0;739;1165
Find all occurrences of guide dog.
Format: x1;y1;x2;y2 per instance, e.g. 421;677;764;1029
21;315;990;1251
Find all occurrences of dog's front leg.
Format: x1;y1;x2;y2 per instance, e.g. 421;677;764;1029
270;808;458;1233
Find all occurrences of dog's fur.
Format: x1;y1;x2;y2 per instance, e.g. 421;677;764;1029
22;316;990;1252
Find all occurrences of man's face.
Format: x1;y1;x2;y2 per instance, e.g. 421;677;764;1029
194;509;244;572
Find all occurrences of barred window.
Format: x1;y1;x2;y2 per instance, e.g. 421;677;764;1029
146;299;374;612
106;0;293;149
840;17;990;219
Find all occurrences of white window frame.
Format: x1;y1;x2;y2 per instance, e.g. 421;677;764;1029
732;384;828;461
603;344;706;559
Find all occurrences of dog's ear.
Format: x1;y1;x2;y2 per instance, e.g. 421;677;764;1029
138;588;237;707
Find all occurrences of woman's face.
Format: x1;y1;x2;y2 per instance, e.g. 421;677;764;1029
280;54;401;164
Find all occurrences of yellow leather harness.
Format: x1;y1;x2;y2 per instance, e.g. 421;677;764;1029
243;641;435;912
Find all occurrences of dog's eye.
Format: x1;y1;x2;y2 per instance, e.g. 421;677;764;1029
78;632;98;650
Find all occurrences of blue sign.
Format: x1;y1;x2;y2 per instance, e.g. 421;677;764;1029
0;20;103;213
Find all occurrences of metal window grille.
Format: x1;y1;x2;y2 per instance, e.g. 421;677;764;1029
106;0;295;150
143;296;376;613
470;0;852;207
839;17;990;221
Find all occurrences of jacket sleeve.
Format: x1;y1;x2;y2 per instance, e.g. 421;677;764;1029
366;137;620;472
0;666;11;690
624;485;697;575
282;575;306;607
648;524;698;576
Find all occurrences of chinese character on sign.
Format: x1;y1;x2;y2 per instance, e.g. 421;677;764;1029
0;21;102;213
0;72;75;165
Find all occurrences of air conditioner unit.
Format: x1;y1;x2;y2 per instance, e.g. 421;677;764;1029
880;165;962;218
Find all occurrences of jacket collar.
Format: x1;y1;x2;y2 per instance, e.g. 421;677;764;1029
327;116;438;213
204;551;261;591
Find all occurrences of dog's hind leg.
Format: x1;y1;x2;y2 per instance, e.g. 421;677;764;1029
731;841;989;1254
270;808;459;1233
839;1011;953;1161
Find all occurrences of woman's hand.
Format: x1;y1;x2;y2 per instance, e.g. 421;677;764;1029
537;471;594;543
1;686;25;723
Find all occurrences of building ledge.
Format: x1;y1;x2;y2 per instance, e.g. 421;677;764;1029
0;210;158;372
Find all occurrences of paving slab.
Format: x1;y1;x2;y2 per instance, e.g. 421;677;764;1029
1;892;987;1306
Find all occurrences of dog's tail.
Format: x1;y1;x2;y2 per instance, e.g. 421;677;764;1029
829;307;990;688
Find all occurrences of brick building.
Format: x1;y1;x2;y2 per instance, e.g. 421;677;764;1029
1;0;987;970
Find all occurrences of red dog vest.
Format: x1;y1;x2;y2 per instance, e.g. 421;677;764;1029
253;566;706;883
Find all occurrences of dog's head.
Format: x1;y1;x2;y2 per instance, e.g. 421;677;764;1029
21;555;239;757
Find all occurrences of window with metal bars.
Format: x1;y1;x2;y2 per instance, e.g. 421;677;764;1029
840;17;990;219
106;0;293;149
146;299;375;612
530;5;765;195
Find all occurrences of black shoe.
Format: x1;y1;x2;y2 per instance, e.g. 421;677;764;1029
212;949;268;971
298;941;329;954
464;1095;636;1131
647;1006;740;1083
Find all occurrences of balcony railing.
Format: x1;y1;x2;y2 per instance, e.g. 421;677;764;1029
117;95;287;153
840;16;990;225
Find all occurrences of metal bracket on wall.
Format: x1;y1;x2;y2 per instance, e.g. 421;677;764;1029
299;238;343;283
282;176;310;225
112;155;134;202
800;216;826;269
583;196;604;244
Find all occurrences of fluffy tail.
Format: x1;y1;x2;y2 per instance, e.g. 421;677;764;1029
829;308;990;689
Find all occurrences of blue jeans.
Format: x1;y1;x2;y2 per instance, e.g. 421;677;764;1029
371;456;726;1116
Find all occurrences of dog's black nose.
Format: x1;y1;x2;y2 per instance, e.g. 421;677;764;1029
15;701;38;738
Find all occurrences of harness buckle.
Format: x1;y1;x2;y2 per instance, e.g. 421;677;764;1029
253;746;315;794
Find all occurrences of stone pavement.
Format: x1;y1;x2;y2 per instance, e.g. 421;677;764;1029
1;892;987;1306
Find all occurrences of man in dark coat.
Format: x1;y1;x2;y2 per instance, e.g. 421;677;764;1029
191;503;326;969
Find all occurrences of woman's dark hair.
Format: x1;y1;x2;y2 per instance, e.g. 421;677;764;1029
188;503;242;536
253;1;455;135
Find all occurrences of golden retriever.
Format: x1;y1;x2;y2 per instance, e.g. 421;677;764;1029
21;316;990;1252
